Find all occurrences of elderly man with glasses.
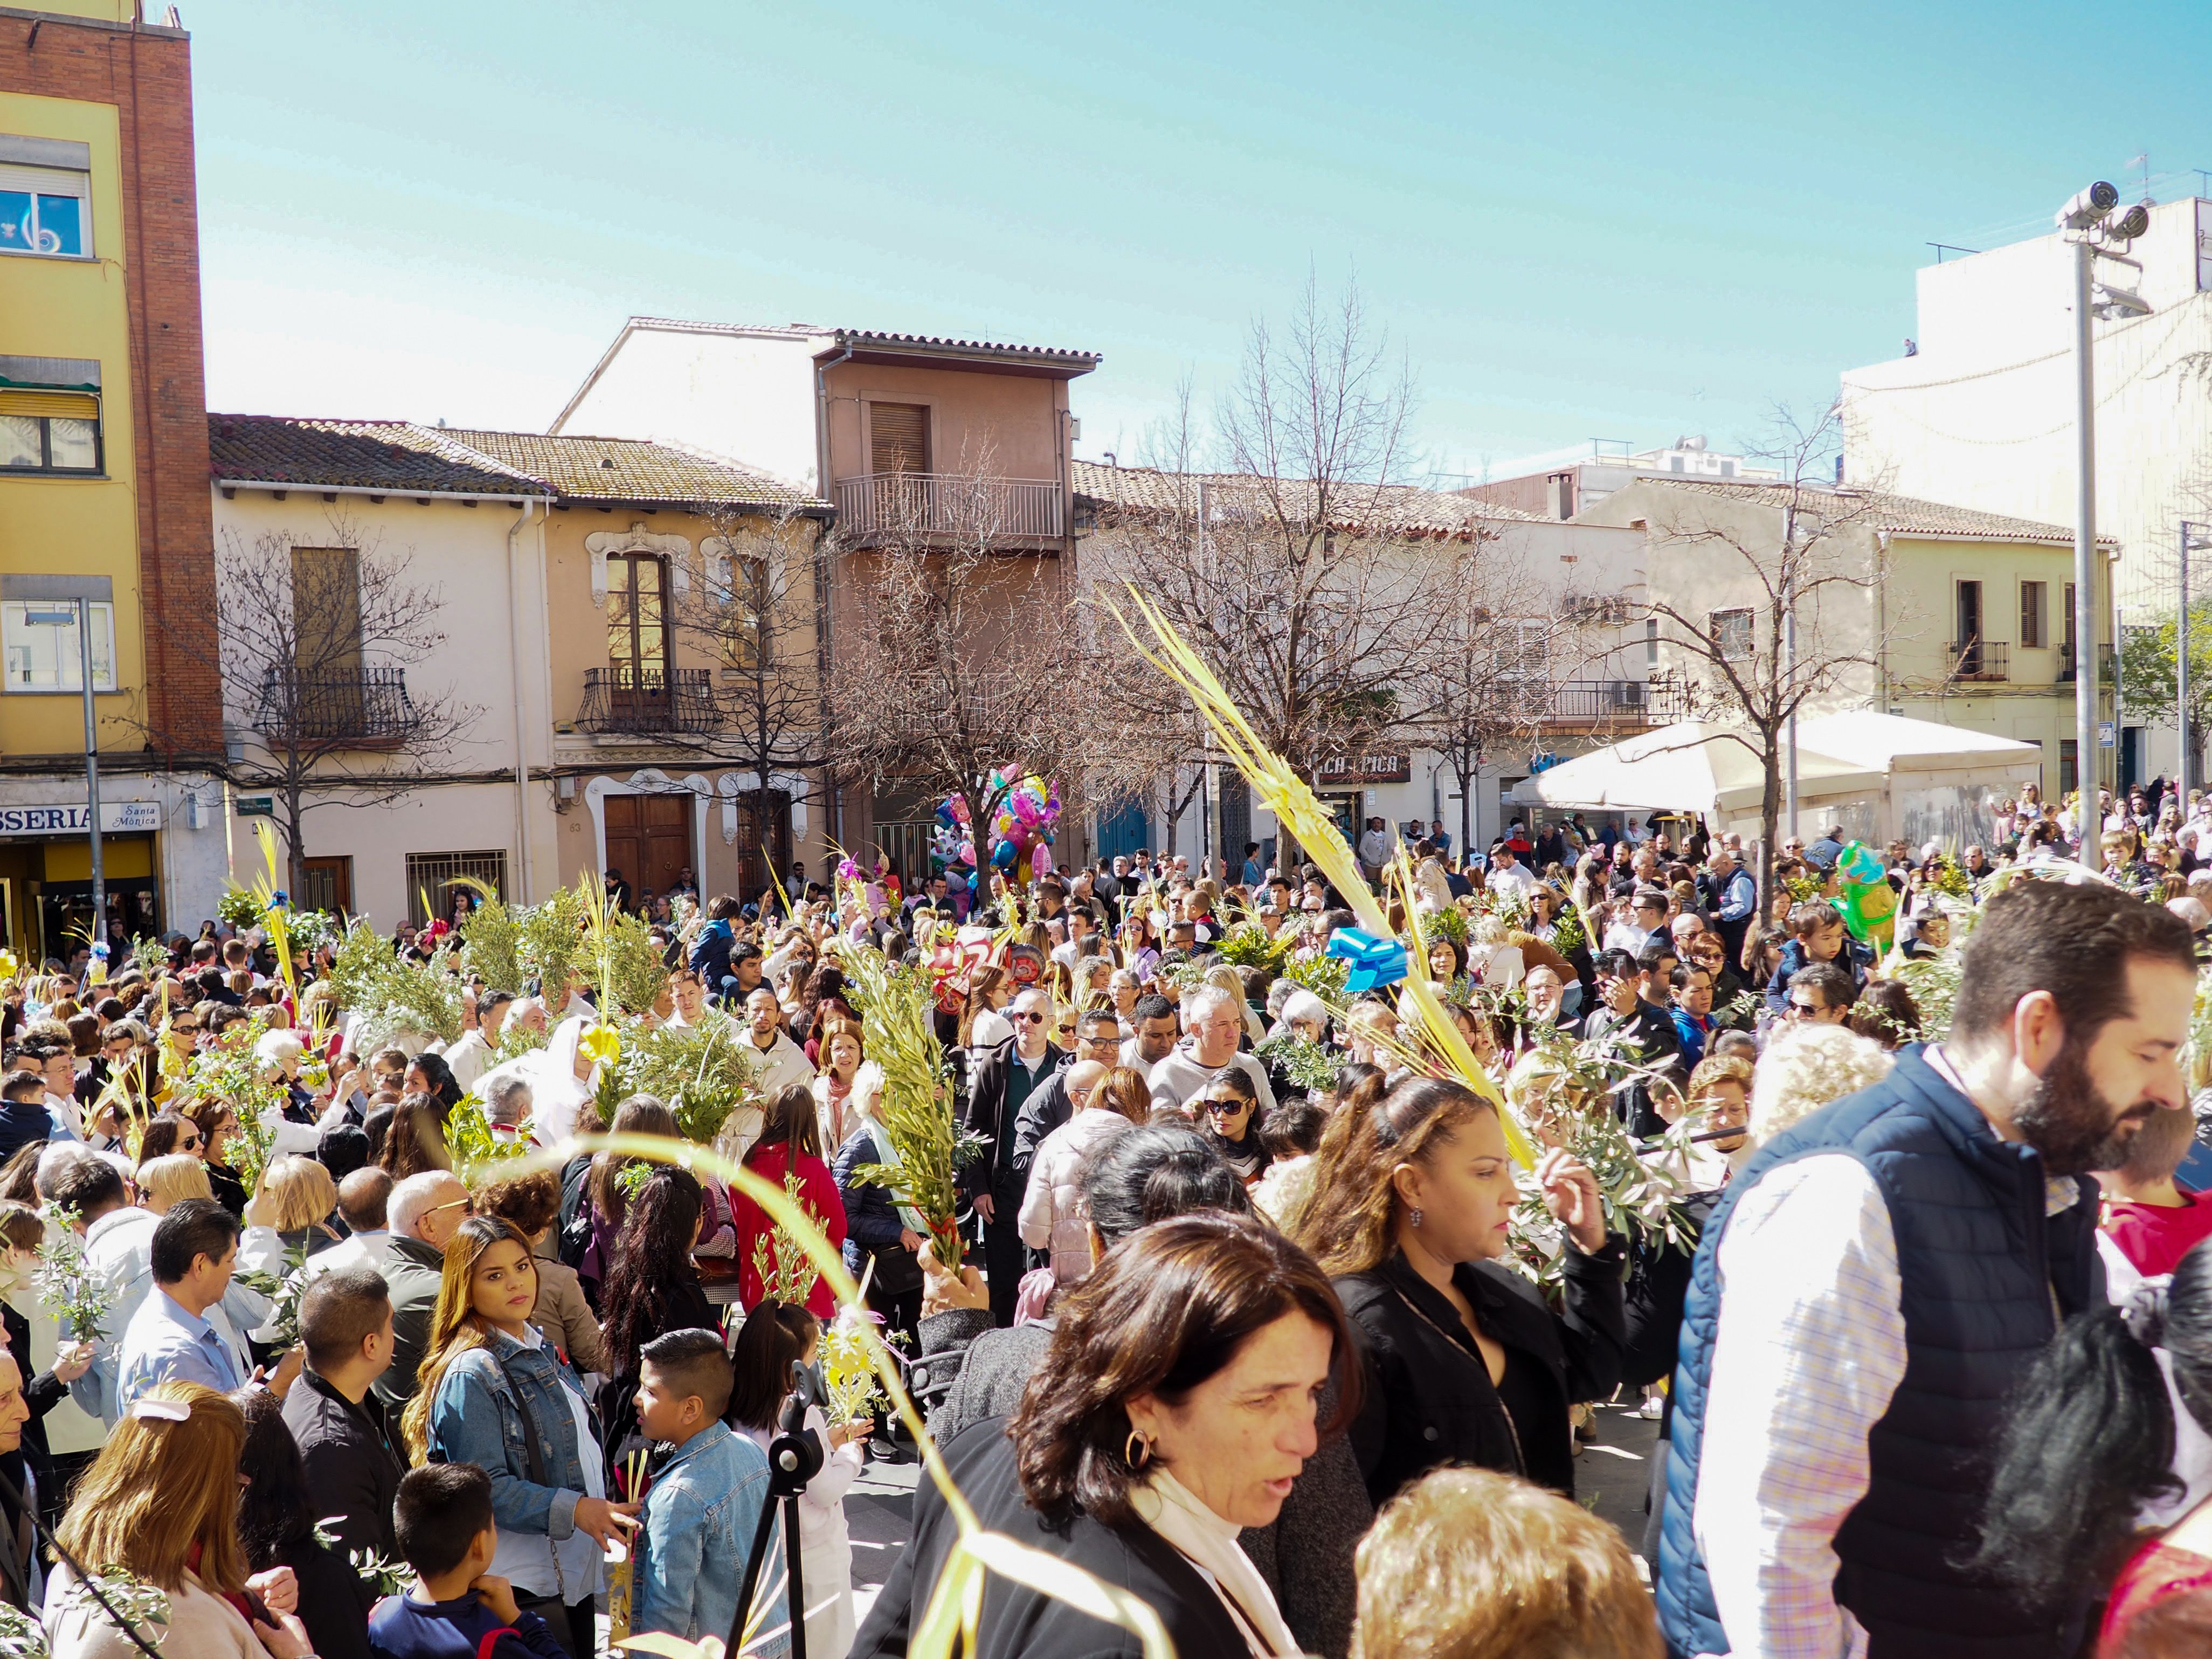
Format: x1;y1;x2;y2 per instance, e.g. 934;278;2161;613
374;1171;473;1409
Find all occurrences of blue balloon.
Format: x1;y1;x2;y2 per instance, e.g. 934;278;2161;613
990;838;1019;869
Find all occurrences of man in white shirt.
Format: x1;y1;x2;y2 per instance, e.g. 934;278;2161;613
1485;843;1540;902
1656;879;2196;1657
1147;986;1278;1118
439;990;510;1093
302;1169;395;1282
740;986;813;1103
1356;817;1395;886
1118;993;1183;1083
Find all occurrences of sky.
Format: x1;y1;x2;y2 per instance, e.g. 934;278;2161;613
190;0;2212;485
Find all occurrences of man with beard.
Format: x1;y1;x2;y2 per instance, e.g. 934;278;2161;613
1656;879;2197;1659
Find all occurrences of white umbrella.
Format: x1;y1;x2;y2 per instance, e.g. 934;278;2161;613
1510;720;1885;819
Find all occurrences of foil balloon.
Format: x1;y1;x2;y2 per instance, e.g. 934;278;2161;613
1834;840;1898;951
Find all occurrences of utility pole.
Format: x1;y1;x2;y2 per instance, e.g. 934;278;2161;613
79;595;103;950
2071;229;2099;868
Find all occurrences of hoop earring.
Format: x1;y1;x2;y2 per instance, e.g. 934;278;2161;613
1409;1207;1423;1228
1125;1428;1153;1470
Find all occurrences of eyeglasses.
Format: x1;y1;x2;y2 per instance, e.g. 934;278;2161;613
426;1195;475;1217
171;1023;201;1035
1785;999;1823;1018
1012;1012;1047;1026
1204;1100;1244;1116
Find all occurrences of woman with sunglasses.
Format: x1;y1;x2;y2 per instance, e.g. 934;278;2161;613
1197;1073;1271;1186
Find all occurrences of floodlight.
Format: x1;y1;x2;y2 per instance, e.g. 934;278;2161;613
2056;181;2119;230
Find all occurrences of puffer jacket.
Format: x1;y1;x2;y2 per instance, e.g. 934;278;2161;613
1017;1108;1132;1283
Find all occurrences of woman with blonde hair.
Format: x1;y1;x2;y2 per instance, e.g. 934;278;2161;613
1746;1022;1895;1152
407;1216;636;1656
135;1151;213;1214
813;1018;880;1153
47;1381;314;1657
1019;1063;1145;1285
1350;1466;1660;1659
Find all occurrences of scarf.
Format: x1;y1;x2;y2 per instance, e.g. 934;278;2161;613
1131;1469;1299;1656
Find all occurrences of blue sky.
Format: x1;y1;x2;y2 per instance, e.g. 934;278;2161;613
191;0;2209;482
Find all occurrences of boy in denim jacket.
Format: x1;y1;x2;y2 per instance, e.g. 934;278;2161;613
633;1328;787;1654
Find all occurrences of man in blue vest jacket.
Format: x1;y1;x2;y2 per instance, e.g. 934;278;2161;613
1656;877;2199;1659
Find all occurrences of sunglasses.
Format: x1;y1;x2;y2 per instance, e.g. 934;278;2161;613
171;1023;202;1035
1204;1099;1245;1116
1786;999;1823;1017
1012;1012;1047;1026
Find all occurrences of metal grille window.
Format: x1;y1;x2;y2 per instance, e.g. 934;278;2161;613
405;851;507;929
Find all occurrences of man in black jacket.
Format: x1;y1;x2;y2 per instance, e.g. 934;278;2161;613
1575;946;1681;1137
962;989;1063;1326
1008;1007;1125;1188
283;1267;405;1561
375;1171;469;1409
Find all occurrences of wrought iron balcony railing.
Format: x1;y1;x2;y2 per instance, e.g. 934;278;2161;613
255;666;417;744
834;472;1064;540
1947;638;2010;682
575;666;720;735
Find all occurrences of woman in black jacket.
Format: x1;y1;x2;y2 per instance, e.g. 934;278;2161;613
1301;1074;1624;1506
233;1384;375;1659
858;1213;1355;1659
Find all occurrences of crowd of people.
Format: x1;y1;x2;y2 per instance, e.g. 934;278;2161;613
3;778;2212;1658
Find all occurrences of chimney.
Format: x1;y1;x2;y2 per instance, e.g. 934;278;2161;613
1546;471;1577;520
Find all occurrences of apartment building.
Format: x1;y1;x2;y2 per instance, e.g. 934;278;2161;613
209;417;831;928
551;317;1098;874
1577;476;2118;808
0;1;226;962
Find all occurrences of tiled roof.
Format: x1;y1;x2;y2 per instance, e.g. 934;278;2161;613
445;430;824;510
1072;460;1547;538
619;316;1100;367
208;415;545;497
210;417;826;510
829;327;1098;366
1634;477;2113;547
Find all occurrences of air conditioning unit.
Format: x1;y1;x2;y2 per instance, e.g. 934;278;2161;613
1612;680;1648;709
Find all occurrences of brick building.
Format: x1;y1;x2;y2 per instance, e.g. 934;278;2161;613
0;1;226;960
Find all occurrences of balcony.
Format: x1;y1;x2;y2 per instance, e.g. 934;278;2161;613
575;667;720;736
2056;644;2118;685
1946;639;2009;683
255;666;417;746
1545;678;1693;725
835;472;1065;542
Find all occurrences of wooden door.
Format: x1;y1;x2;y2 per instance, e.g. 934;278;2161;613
604;793;691;906
300;856;354;916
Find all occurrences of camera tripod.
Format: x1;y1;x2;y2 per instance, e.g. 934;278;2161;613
726;1391;825;1659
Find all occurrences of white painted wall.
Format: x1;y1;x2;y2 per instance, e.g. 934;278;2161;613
209;488;556;927
551;323;826;494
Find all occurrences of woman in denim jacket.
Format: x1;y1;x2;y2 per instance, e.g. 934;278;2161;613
400;1217;639;1658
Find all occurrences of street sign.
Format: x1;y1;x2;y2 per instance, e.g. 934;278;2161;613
234;795;275;817
2099;721;2116;748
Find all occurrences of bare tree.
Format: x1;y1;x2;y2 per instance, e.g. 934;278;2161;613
828;449;1086;868
1081;281;1468;861
1412;539;1594;856
659;504;835;897
1638;402;1890;901
170;516;480;901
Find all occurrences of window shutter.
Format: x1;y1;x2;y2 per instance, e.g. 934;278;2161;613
0;390;96;420
870;404;929;475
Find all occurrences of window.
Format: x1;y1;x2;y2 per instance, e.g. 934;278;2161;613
2020;579;2047;649
606;554;672;682
1955;579;1983;644
405;851;507;930
2;599;114;692
289;547;363;673
2060;738;2078;796
724;552;770;672
1709;608;1754;659
0;391;101;474
869;403;930;475
2064;582;2078;659
0;140;91;259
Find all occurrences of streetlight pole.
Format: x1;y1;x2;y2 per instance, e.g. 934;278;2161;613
78;597;103;950
2055;181;2149;866
2071;230;2099;868
2182;521;2209;811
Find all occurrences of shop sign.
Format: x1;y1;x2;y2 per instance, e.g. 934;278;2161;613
1314;752;1412;786
0;800;158;837
234;796;275;817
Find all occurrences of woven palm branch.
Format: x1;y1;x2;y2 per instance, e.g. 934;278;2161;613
1106;587;1533;1166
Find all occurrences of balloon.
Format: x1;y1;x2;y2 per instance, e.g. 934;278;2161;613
1835;840;1899;951
991;838;1019;869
